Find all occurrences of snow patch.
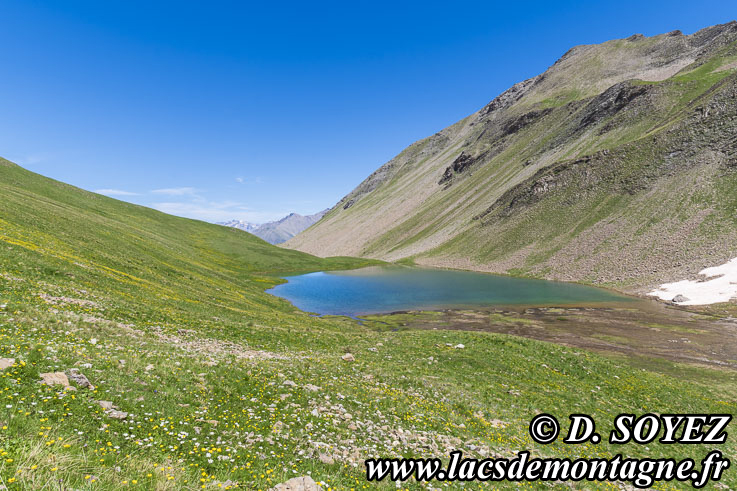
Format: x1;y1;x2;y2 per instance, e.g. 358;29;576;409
649;257;737;305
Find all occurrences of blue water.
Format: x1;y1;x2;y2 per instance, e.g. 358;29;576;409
267;266;630;316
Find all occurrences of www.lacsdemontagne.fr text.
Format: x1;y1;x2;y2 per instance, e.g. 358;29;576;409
365;450;730;488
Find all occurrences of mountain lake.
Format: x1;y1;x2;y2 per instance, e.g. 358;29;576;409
267;265;631;317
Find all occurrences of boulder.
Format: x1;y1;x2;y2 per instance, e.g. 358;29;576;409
0;358;15;370
672;295;690;303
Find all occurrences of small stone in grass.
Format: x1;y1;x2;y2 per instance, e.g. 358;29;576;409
40;372;69;387
106;409;128;420
318;453;334;465
66;368;94;389
341;353;355;362
270;476;323;491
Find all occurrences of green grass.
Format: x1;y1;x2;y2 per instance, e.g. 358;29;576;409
1;159;736;490
536;89;584;109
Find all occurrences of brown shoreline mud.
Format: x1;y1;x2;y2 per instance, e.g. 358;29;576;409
359;300;737;371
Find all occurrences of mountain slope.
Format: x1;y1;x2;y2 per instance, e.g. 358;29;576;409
0;159;366;276
286;22;737;292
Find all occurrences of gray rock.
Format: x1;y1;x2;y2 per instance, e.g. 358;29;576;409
66;368;94;389
106;409;128;420
40;372;69;387
318;453;334;465
341;353;355;362
0;358;15;370
672;294;690;303
270;476;322;491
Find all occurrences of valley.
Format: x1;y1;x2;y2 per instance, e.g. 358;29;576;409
1;18;737;491
2;157;737;489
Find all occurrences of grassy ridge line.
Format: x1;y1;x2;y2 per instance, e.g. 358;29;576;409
0;160;735;489
0;158;372;274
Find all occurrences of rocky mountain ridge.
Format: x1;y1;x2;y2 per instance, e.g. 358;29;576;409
220;209;328;244
286;21;737;293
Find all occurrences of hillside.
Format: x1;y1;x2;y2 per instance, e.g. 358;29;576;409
286;22;737;293
2;159;736;489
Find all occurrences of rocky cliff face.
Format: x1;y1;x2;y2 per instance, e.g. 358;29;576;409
286;22;737;291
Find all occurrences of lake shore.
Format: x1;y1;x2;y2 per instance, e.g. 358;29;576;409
358;303;737;371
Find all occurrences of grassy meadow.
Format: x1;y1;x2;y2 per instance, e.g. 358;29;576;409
0;158;736;490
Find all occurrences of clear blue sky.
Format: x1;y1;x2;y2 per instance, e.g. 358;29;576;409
1;1;734;223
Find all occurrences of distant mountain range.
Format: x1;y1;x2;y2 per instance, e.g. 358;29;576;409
218;220;259;233
219;209;328;244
